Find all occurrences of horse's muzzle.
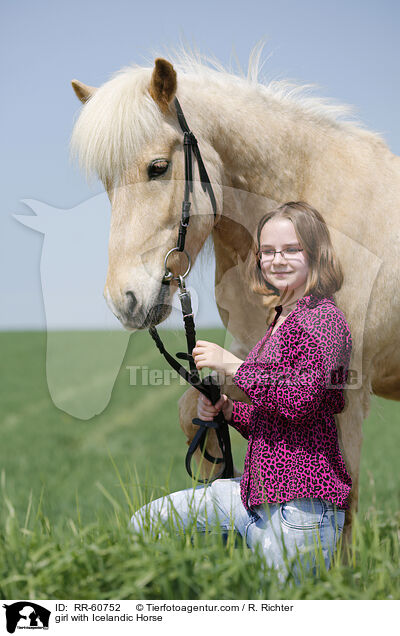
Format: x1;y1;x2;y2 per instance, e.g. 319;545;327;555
119;283;171;330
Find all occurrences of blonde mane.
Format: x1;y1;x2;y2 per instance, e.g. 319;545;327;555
70;44;387;186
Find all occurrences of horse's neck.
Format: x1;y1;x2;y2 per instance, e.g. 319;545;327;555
184;81;318;203
181;79;395;254
184;81;322;260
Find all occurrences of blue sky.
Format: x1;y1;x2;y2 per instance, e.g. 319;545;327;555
2;0;399;330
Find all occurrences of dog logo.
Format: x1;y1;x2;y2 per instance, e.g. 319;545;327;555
2;602;51;633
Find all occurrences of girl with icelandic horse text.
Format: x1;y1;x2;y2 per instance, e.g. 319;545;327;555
130;201;352;582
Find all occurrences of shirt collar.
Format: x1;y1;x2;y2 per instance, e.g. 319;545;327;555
272;294;335;317
295;293;335;309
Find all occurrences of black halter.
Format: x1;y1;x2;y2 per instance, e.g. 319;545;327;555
148;97;234;483
173;97;217;251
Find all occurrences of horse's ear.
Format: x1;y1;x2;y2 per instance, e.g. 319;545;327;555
71;79;97;104
149;58;177;112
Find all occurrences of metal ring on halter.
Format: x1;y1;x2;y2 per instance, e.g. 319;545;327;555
163;247;191;282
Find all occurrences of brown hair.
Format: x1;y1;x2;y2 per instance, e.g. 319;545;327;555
248;201;344;300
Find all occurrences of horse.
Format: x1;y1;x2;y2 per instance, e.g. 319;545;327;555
70;47;400;541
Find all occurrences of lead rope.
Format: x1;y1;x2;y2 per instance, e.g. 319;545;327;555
148;278;233;482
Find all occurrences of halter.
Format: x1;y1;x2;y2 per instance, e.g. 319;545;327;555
148;97;233;483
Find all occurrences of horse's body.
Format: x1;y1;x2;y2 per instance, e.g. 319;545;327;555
70;50;400;537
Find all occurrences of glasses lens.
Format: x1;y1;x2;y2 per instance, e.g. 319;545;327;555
283;248;301;259
260;250;275;260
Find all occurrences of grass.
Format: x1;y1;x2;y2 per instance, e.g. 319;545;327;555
0;328;248;527
1;467;399;600
0;329;399;599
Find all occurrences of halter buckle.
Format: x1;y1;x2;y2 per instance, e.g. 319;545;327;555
183;131;197;146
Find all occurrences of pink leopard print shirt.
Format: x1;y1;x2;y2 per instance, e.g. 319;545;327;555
230;293;352;510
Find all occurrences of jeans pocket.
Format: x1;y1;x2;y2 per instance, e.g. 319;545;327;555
279;498;326;530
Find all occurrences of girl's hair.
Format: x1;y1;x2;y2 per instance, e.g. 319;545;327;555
247;201;344;300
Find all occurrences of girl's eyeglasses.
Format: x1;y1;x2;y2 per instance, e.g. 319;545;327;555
257;247;304;261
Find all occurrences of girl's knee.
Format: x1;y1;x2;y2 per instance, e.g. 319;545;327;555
129;490;196;535
130;502;153;533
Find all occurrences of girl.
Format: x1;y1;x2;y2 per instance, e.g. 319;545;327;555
130;201;352;582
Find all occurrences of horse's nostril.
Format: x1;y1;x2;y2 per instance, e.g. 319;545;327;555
125;290;137;314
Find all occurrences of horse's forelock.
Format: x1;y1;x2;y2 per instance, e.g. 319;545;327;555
70;66;164;185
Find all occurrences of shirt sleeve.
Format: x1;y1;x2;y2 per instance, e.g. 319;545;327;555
233;308;352;423
229;400;253;440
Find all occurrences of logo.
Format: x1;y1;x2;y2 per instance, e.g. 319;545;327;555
2;603;51;633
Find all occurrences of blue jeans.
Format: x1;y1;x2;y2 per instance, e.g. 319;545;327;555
130;477;345;583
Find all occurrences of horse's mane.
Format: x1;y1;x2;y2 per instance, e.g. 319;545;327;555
70;43;387;185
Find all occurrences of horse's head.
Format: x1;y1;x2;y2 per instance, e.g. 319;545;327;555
71;58;222;329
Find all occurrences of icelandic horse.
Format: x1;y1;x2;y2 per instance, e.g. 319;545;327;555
70;51;400;542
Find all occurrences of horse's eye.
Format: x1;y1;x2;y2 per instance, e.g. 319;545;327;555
147;159;169;179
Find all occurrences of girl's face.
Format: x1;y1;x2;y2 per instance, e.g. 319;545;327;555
259;217;309;295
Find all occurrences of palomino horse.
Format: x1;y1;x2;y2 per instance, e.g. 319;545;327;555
70;50;400;539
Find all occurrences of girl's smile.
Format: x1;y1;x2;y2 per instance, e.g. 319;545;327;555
271;271;292;276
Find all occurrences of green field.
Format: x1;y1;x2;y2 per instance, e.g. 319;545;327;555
1;329;399;599
0;328;250;526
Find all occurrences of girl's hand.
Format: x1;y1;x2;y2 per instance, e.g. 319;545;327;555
197;393;233;422
192;340;243;376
